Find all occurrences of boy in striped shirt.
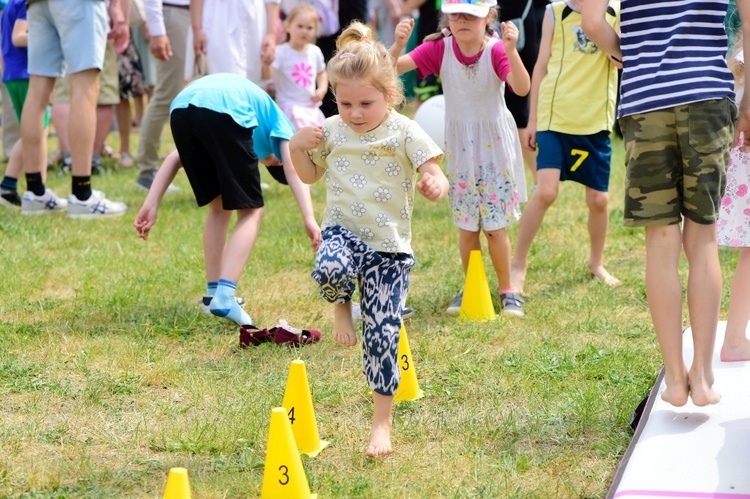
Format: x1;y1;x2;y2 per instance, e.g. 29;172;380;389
582;0;750;408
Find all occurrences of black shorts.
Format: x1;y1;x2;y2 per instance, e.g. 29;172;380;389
170;106;264;210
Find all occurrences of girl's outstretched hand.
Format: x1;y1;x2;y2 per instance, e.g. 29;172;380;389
417;171;446;201
394;18;414;48
290;126;323;152
500;21;519;50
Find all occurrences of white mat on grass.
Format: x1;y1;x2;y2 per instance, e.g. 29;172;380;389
609;321;750;499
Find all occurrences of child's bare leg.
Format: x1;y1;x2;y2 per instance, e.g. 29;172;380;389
586;187;621;287
511;168;560;294
721;247;750;361
645;225;690;406
367;392;393;457
683;220;721;406
203;197;233;282
333;302;357;347
458;228;482;274
486;228;513;290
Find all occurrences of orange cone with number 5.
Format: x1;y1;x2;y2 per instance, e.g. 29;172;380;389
281;360;329;457
394;324;424;402
261;407;317;499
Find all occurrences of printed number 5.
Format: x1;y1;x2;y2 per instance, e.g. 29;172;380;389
570;149;589;172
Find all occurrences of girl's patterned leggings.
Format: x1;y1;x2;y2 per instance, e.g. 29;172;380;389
312;225;414;396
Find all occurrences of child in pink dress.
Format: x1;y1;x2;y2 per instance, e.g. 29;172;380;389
717;48;750;362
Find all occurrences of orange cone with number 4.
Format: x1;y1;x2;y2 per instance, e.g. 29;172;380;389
460;250;496;321
394;324;424;402
281;360;329;457
261;407;317;499
163;467;192;499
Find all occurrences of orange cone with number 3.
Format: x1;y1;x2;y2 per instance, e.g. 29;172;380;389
394;324;424;402
261;407;317;499
163;467;192;499
281;360;329;457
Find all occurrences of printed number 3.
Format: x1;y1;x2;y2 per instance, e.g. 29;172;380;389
570;149;589;172
279;465;289;485
401;354;409;371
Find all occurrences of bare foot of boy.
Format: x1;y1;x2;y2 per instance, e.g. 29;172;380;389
589;264;622;287
688;370;721;407
333;302;357;347
661;370;689;407
510;263;527;296
366;421;393;458
720;338;750;362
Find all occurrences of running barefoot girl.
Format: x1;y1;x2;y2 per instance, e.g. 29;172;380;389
290;21;448;457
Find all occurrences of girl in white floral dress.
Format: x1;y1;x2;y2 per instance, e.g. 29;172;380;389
290;22;448;458
717;47;750;362
392;0;530;315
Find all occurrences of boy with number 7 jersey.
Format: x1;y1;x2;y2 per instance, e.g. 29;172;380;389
511;0;621;296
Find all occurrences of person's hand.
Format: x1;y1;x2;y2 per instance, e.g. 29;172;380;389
193;27;207;55
260;153;283;166
150;34;173;61
290;126;323;152
108;6;130;54
500;21;519;52
736;110;750;152
311;88;326;104
394;18;414;48
522;123;537;151
261;33;276;66
304;218;322;252
134;204;158;240
417;171;442;201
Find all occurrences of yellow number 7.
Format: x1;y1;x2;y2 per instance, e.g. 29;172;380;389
570;149;589;172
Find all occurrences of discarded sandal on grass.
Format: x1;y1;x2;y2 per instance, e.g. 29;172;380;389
239;324;272;348
271;319;321;346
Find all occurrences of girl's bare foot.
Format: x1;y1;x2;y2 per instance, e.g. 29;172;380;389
589;264;622;287
661;370;689;407
366;420;393;458
333;302;357;347
510;263;527;296
688;370;721;407
720;338;750;362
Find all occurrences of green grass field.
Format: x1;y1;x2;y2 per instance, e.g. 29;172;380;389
0;126;740;497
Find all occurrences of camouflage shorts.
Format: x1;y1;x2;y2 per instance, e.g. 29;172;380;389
621;97;737;227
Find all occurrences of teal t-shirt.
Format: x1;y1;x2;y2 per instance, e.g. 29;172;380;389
170;73;296;160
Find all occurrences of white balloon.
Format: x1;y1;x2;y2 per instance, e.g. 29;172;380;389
413;95;445;150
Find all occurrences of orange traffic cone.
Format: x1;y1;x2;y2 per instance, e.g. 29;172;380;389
260;407;317;499
394;324;424;402
460;250;496;321
281;360;329;457
163;467;192;499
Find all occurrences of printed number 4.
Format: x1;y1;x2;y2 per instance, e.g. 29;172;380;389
287;407;295;424
570;149;589;172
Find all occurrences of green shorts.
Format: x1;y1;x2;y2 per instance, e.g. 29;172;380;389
621;97;737;227
4;79;50;127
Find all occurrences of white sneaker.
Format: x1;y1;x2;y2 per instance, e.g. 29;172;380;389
21;189;68;215
67;190;127;219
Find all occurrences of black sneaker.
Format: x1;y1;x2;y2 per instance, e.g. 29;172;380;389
0;187;21;208
137;171;181;193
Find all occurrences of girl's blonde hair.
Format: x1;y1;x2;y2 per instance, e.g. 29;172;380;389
284;4;320;38
327;21;404;106
424;8;499;43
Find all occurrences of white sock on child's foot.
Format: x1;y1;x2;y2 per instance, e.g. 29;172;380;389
210;279;253;326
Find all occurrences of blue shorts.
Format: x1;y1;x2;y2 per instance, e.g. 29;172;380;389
27;0;108;77
536;130;612;192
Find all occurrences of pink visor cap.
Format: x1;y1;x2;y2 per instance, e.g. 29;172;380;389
441;0;497;18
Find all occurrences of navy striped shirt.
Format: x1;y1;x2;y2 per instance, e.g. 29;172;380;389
618;0;735;118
